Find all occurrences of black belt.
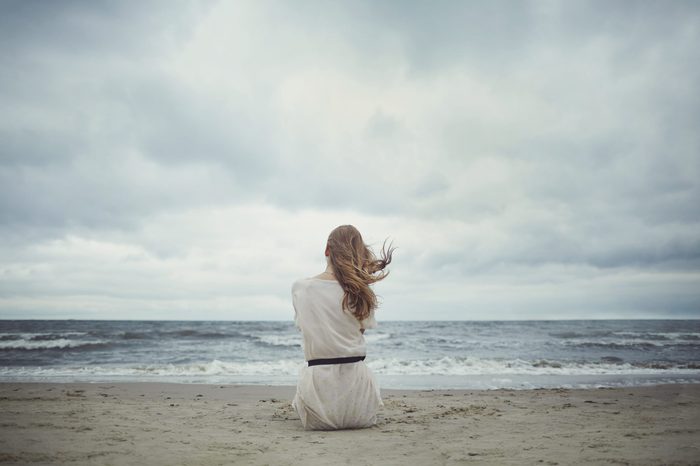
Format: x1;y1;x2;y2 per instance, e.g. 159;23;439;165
307;356;366;367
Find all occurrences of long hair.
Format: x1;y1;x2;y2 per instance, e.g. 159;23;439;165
326;225;395;322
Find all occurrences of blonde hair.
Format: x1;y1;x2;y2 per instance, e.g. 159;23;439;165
326;225;395;322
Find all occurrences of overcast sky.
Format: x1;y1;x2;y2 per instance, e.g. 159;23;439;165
1;0;698;320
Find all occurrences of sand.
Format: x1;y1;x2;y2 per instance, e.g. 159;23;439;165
0;382;698;465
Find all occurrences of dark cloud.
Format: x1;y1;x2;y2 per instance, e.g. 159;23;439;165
0;0;206;59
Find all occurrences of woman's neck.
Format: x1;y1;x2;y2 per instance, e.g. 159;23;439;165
315;260;336;280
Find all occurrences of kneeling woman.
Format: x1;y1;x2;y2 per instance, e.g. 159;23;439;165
291;225;395;430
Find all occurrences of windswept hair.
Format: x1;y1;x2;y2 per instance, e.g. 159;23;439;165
326;225;396;322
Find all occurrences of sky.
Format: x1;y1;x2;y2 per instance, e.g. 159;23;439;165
0;0;699;320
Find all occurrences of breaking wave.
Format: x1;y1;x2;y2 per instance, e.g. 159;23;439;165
3;357;699;379
0;338;110;351
366;357;700;376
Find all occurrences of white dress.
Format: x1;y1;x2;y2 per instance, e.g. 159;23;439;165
291;277;383;430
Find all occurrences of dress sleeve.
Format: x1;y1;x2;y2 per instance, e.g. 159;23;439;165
360;309;378;330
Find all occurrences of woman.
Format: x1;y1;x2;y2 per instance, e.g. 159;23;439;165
291;225;395;430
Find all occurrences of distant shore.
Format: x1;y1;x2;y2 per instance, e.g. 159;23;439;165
1;382;698;465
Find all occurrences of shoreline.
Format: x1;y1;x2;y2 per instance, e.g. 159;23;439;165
2;379;700;391
1;382;699;465
2;374;699;391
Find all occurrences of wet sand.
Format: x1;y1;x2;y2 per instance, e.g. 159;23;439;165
0;382;698;465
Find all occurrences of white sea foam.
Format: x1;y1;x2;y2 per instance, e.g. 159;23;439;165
0;332;88;340
612;332;700;340
562;338;698;348
366;357;700;376
0;338;106;350
126;359;302;376
2;357;699;380
0;359;303;378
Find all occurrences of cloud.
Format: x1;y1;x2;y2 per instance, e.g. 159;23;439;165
0;0;698;319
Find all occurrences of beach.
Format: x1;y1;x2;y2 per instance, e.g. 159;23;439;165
1;383;698;465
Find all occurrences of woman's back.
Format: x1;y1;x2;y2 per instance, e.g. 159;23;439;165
291;277;382;430
292;277;376;361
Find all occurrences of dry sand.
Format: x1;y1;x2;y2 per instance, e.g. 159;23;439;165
0;382;698;465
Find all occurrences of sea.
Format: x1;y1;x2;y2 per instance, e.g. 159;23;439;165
1;320;699;390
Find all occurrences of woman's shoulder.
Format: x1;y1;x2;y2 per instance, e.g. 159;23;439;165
292;277;340;294
292;277;310;293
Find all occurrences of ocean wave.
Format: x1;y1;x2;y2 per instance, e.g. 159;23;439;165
611;332;700;341
364;333;391;343
162;330;241;339
254;334;302;347
549;331;615;339
0;359;302;377
1;356;699;380
110;329;245;340
0;332;88;341
365;356;700;376
122;359;302;376
0;338;110;350
565;340;700;350
634;361;700;370
551;331;700;342
118;331;152;340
